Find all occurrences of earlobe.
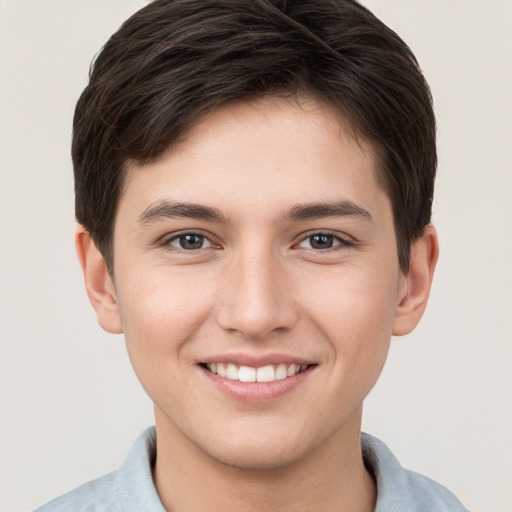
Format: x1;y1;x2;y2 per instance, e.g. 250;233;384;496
392;225;439;336
75;225;123;334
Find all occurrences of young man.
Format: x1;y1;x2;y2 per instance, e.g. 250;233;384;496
35;0;469;510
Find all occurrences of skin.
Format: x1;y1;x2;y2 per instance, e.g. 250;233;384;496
77;96;438;512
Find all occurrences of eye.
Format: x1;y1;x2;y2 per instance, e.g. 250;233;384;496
297;233;350;250
166;233;213;251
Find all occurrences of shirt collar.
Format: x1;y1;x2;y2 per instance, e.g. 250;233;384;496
361;432;468;511
116;427;166;512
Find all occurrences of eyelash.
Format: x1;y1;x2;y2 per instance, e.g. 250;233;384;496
159;230;354;253
160;230;217;252
295;231;354;252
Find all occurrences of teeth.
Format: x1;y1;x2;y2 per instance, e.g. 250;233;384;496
287;364;297;377
257;365;275;382
275;364;288;380
226;363;239;380
217;363;226;377
206;362;307;382
238;366;256;382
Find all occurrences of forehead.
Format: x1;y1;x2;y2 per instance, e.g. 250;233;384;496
120;95;387;221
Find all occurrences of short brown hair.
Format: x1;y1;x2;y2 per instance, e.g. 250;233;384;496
73;0;436;272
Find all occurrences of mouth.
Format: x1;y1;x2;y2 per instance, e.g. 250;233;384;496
200;362;311;383
198;355;317;402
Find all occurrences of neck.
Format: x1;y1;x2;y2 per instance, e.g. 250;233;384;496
152;407;376;512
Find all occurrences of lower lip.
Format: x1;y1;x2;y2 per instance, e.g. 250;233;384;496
201;366;313;403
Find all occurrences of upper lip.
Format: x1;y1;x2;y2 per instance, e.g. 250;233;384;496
199;353;315;368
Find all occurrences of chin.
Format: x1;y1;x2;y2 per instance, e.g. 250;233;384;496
207;442;306;471
195;424;317;471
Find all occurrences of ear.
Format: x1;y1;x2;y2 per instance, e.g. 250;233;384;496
392;225;439;336
75;225;123;334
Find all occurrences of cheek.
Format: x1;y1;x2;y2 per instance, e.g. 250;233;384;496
303;263;400;333
300;264;400;379
115;268;216;373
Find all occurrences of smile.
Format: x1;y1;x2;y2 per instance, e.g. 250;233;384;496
203;363;309;383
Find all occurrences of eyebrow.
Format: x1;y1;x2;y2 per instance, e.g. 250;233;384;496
285;200;373;222
137;199;372;226
138;200;229;225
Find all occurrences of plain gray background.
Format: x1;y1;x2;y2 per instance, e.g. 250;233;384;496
1;1;511;511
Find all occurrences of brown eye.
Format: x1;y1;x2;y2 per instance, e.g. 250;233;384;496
298;234;336;250
168;233;212;250
297;233;352;250
309;234;334;249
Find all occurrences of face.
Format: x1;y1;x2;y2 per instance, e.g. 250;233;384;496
109;96;409;469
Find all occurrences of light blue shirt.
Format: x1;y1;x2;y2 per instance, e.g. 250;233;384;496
34;427;470;511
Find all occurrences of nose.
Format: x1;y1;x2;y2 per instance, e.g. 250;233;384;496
216;247;298;340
